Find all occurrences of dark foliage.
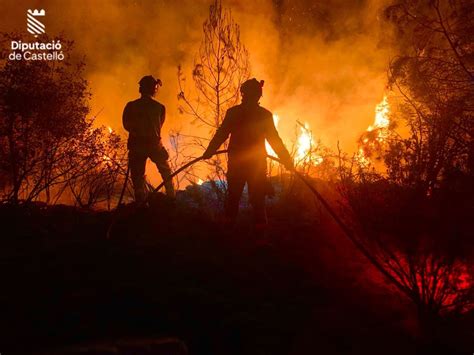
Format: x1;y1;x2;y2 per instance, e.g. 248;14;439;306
0;33;128;207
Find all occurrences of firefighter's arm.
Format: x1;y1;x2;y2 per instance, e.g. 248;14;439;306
203;110;233;159
265;114;294;170
122;103;133;132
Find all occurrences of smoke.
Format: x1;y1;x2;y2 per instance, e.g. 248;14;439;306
237;0;393;152
0;0;394;179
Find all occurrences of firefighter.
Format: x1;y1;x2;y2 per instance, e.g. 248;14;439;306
122;75;175;202
202;78;294;231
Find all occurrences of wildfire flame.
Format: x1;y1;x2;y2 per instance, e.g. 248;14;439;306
107;126;113;134
295;122;323;165
197;178;204;185
355;147;370;167
267;114;323;166
356;95;391;166
368;95;390;139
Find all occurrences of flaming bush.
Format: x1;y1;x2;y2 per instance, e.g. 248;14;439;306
356;95;392;168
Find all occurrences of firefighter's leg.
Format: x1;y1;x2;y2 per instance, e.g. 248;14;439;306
156;159;175;197
129;150;147;203
225;165;246;226
248;179;268;230
150;146;175;197
248;162;268;235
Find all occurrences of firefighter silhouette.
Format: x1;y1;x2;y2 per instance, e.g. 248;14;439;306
123;75;175;202
203;78;294;230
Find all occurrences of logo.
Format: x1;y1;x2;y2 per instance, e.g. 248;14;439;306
9;40;64;61
27;9;46;37
8;8;64;61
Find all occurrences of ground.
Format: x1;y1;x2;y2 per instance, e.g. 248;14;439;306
0;194;471;354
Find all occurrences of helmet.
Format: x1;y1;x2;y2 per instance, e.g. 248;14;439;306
139;75;162;90
240;78;264;99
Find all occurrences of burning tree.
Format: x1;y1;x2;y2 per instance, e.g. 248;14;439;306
337;0;474;341
177;0;250;186
384;0;474;190
356;95;393;167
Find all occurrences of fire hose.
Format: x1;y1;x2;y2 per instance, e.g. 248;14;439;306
107;150;411;298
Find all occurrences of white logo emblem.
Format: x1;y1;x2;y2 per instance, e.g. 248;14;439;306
27;9;46;37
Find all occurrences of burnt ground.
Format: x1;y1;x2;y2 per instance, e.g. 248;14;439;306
0;194;472;355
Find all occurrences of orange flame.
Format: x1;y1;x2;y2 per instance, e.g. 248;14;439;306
356;95;390;166
368;95;390;139
295;122;323;165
